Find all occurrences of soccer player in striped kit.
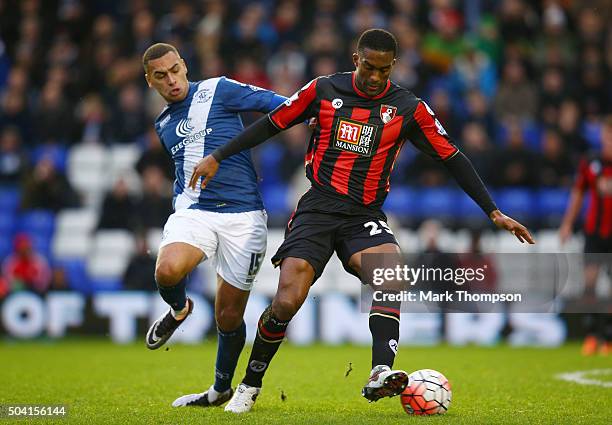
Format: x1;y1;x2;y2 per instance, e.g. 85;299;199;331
190;29;535;412
560;115;612;355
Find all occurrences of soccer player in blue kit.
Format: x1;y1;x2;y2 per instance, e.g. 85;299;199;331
142;43;288;408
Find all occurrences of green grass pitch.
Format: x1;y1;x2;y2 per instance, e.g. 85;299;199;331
1;340;611;424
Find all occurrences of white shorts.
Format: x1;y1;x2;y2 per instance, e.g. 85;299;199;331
159;209;267;291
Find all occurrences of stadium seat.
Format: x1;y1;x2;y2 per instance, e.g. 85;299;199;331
52;233;92;259
384;185;416;216
30;144;68;172
87;254;131;279
256;143;283;187
0;211;16;235
0;236;12;262
146;228;163;255
67;143;110;206
18;210;56;237
0;187;20;212
89;276;123;292
56;259;91;294
262;184;289;216
55;208;98;234
495;188;534;222
457;192;485;221
536;188;569;225
414;187;458;220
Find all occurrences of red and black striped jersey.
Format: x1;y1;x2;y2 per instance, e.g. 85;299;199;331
575;155;612;238
268;72;458;210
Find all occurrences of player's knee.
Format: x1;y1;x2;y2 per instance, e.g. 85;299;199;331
271;296;299;321
154;260;183;287
216;307;243;331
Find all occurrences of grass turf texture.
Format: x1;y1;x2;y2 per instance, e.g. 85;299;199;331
1;340;610;424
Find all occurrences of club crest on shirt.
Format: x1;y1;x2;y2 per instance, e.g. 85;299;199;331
194;89;212;104
380;104;397;124
333;117;378;157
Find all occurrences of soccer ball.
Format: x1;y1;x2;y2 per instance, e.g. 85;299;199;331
400;369;452;415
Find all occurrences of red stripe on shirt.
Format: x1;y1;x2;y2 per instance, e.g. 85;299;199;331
413;102;457;159
363;116;403;205
270;79;317;129
330;107;371;194
312;99;335;184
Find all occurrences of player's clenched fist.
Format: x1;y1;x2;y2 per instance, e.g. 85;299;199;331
189;155;219;190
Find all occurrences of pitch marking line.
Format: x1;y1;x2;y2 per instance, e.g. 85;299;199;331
555;369;612;388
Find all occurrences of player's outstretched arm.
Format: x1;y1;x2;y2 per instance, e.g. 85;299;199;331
188;115;280;190
558;187;584;245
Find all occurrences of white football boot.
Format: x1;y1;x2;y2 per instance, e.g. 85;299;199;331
172;385;233;407
224;383;261;413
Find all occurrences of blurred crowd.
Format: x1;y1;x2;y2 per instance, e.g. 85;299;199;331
0;0;611;295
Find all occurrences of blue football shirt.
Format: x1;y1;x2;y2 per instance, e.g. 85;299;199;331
154;77;286;213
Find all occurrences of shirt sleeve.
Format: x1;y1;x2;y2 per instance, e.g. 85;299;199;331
404;100;458;161
574;158;589;192
218;77;285;113
268;78;318;130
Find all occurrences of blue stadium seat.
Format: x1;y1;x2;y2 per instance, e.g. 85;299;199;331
262;185;289;216
0;187;20;212
537;188;570;220
257;143;283;188
496;188;535;219
18;210;56;237
28;233;53;260
30;145;69;172
414;187;458;220
0;211;16;235
57;259;91;294
0;236;12;262
457;192;484;220
383;186;416;216
90;277;123;292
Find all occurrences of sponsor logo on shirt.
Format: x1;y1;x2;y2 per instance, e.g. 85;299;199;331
170;127;213;155
175;118;195;137
332;118;378;157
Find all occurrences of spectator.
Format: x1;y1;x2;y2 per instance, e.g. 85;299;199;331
0;126;27;184
491;119;538;187
33;81;74;145
122;232;156;291
459;122;494;183
135;165;173;230
21;156;80;211
97;177;137;231
493;59;538;123
538;128;574;187
136;127;174;182
111;83;148;144
2;233;51;294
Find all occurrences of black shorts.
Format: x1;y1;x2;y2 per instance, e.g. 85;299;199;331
271;188;399;283
584;234;612;266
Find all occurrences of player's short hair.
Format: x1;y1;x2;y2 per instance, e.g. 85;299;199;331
142;43;180;71
357;29;398;58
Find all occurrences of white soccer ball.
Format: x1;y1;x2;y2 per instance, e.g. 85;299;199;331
400;369;452;415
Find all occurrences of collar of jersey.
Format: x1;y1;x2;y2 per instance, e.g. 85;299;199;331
351;72;391;100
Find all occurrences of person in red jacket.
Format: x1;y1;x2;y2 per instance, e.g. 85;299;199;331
2;233;51;294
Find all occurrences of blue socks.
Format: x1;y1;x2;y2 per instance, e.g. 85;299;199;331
156;277;187;311
214;321;246;392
